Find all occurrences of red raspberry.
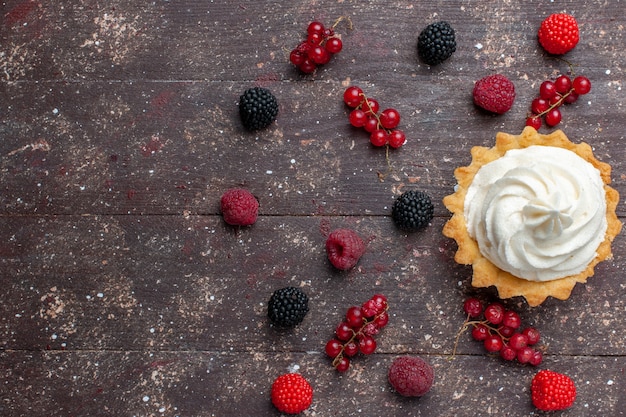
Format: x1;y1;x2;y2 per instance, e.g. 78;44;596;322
325;228;366;270
388;356;434;397
472;74;516;114
531;369;576;411
270;373;313;414
538;13;579;55
220;188;259;226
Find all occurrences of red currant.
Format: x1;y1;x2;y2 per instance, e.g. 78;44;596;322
573;76;591;95
564;91;579;104
498;325;516;338
463;297;483;318
379;108;400;129
345;306;364;328
343;86;363;107
308;45;330;64
500;345;517;361
529;350;543;366
289;50;305;66
539;80;557;100
325;339;343;358
508;333;528;350
349;109;367;128
358;336;377;354
522;327;541;345
531;98;550;114
335;356;350;372
325;37;343;54
471;324;489;341
362;98;379;115
374;311;389;328
298;58;316;74
370;129;388;147
545;108;562;127
484;334;504;352
335;322;353;341
526;116;542;130
388;130;406;149
516;347;534;364
484;303;505;325
554;75;572;94
343;341;358;357
502;310;521;330
363;117;379;133
307;21;325;36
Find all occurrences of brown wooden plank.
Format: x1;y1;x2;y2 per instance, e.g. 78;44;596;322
2;215;624;356
1;351;624;416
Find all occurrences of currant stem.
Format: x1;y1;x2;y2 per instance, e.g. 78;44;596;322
331;306;388;368
532;87;575;119
332;15;353;30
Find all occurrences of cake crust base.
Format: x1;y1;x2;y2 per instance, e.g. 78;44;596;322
443;127;622;306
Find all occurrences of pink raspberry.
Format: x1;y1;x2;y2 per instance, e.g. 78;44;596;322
220;188;259;226
325;228;366;271
388;356;434;397
472;74;516;114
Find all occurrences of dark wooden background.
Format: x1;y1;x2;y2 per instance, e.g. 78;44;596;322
1;1;624;416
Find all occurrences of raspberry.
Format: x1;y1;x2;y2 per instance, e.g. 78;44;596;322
538;13;579;55
220;188;259;226
417;21;457;65
391;190;434;231
472;74;516;114
388;356;434;397
270;373;313;414
531;370;576;411
238;87;279;131
325;228;366;270
267;286;309;327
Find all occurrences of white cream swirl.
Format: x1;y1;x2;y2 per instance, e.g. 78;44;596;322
464;145;607;281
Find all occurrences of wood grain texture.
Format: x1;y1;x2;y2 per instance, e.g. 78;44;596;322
1;0;625;416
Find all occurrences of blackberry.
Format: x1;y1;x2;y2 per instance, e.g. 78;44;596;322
392;190;434;231
417;21;456;66
267;286;309;327
238;87;279;131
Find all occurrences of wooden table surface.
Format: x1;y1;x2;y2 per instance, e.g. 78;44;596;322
2;1;625;416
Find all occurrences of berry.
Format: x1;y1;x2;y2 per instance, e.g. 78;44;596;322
554;75;572;94
531;370;576;411
573;76;591;95
391;190;434;231
343;86;363;107
539;80;557;100
327;295;390;372
325;228;366;270
472;74;516;114
388;130;406;149
379;108;400;129
526;116;542;130
238;87;279;131
502;310;521;329
220;188;259;226
545;107;562;127
267;286;309;327
290;19;347;73
343;86;407;150
270;373;313;414
417;21;456;66
370;129;388;147
388;356;434;397
500;345;517;361
523;327;541;345
484;334;503;352
538;13;579;55
345;306;365;328
463;297;483;318
484;303;505;325
358;336;377;354
456;298;545;366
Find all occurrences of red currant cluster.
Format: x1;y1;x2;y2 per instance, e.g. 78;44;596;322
343;86;406;148
458;298;544;366
525;74;591;129
325;294;389;372
289;20;344;74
